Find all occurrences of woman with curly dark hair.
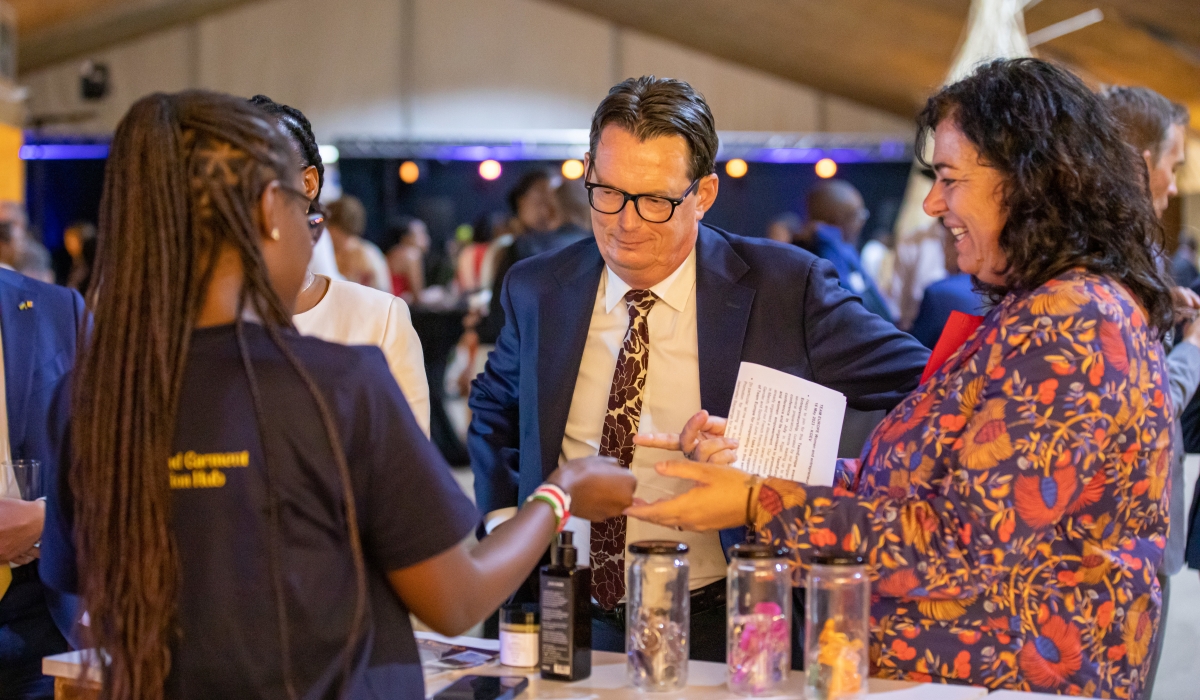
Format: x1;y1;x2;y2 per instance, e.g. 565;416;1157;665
628;58;1174;697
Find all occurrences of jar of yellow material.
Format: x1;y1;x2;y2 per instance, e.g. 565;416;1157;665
500;603;540;668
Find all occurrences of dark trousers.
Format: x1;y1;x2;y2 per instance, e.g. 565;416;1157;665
0;563;68;700
592;605;728;663
591;580;729;663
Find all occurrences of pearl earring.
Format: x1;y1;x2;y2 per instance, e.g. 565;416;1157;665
270;228;281;241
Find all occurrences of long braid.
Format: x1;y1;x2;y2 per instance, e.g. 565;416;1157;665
72;90;368;700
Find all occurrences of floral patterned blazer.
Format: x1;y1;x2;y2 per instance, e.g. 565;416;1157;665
755;270;1171;699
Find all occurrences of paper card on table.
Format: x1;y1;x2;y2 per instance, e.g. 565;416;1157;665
723;362;846;486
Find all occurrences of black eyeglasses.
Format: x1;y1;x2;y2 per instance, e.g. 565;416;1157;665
583;162;701;223
278;183;326;242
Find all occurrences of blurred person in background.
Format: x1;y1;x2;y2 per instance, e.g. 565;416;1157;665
1104;86;1188;222
326;195;391;292
0;260;86;699
764;212;801;244
476;169;567;345
249;95;432;437
1104;88;1200;587
52;222;96;291
40;90;636;700
556;177;593;234
385;217;430;304
1172;230;1198;288
456;212;503;294
796;179;894;321
632;58;1176;698
890;220;949;330
16;241;56;286
0;207;28;271
907;221;987;348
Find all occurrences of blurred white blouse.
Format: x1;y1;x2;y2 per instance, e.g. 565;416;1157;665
293;276;431;436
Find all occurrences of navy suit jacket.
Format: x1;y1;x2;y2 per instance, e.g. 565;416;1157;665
0;269;85;642
468;225;930;554
909;273;988;349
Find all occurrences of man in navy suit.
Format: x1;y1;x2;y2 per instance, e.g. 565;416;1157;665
468;77;929;662
0;263;85;700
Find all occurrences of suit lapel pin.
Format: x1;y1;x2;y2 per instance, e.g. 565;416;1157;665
18;300;32;311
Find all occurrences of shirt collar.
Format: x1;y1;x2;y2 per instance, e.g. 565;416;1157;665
603;245;697;314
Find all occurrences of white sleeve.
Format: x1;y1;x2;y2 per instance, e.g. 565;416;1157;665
381;297;431;437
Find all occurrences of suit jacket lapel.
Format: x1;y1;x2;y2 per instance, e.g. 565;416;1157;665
0;276;36;456
537;244;604;479
695;225;755;416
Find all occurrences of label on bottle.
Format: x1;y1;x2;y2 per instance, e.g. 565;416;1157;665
540;576;573;676
500;628;539;667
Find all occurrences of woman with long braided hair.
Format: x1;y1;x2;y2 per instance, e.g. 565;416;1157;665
39;90;635;700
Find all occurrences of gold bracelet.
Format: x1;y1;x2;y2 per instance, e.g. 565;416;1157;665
745;476;763;527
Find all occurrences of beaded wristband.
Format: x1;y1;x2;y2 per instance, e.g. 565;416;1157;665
526;484;571;534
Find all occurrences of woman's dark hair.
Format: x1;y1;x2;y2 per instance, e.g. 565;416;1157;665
1101;86;1190;161
249;94;324;198
589;75;718;181
74;91;366;700
916;58;1174;333
507;169;552;215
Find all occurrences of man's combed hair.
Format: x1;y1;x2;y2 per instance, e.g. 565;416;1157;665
1101;86;1190;160
589;76;718;181
916;58;1174;334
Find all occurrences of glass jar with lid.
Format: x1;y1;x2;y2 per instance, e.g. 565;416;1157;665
626;540;689;692
805;553;870;700
726;543;792;696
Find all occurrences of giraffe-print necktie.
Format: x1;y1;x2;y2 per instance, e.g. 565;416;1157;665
591;288;657;610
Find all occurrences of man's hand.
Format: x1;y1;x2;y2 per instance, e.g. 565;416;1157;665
0;498;44;563
632;410;739;464
623;460;755;532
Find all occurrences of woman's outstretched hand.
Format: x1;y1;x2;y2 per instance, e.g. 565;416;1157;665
632;410;739;464
623;460;757;532
548;456;637;522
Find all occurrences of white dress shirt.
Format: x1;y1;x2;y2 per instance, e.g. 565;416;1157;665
293;277;431;436
559;247;726;592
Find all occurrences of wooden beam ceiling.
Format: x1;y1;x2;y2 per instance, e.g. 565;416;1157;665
8;0;1200;132
546;0;1200;132
10;0;264;73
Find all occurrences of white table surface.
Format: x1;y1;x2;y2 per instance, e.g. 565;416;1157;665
419;633;990;700
984;693;1072;699
41;638;992;699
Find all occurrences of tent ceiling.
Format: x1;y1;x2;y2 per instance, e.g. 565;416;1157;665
9;0;1200;131
545;0;1200;131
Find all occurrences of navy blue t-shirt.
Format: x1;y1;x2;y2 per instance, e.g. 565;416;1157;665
42;324;479;699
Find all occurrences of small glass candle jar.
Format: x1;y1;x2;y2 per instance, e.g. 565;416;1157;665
726;543;792;696
805;554;870;700
626;540;690;692
499;603;540;668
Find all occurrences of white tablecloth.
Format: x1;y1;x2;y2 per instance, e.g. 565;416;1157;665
419;632;990;700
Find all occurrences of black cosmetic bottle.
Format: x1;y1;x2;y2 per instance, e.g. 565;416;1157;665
539;531;592;681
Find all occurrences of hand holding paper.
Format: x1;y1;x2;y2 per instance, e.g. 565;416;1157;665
626;363;847;532
723;363;846;486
